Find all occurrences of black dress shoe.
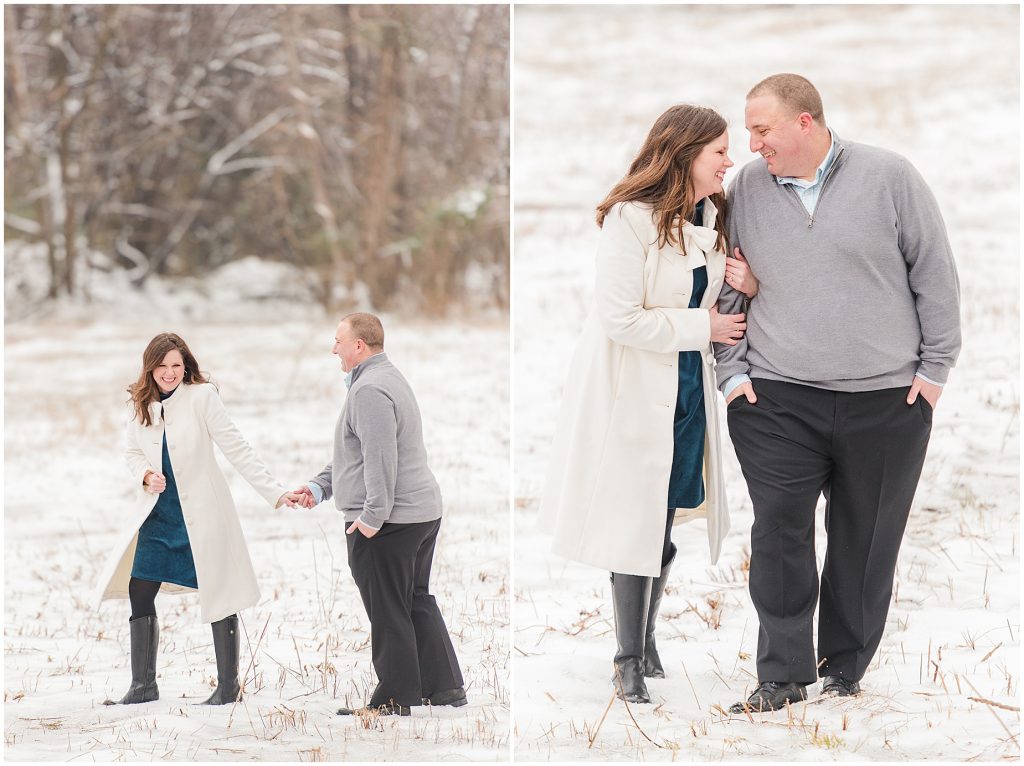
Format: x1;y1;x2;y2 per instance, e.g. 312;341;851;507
337;702;411;717
422;687;468;707
728;681;807;714
821;676;861;697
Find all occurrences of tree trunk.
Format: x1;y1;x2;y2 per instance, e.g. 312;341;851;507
52;5;119;296
357;13;404;309
284;6;348;309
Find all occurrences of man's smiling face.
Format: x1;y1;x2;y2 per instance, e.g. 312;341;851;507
745;94;812;179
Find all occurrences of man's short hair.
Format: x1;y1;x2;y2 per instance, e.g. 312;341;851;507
342;312;385;350
748;73;826;125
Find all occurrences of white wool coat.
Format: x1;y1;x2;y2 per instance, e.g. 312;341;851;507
95;382;286;623
545;200;730;577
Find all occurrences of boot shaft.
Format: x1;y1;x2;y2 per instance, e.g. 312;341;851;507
200;614;241;705
210;614;240;686
129;614;159;687
610;572;652;662
645;545;676;643
103;614;160;705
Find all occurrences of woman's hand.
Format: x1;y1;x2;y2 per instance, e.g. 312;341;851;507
143;470;166;494
725;247;759;297
709;306;746;345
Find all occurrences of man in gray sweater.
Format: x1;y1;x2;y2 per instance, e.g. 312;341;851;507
714;74;961;714
297;312;465;716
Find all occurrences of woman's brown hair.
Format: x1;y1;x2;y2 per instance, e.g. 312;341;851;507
596;104;728;255
127;333;209;426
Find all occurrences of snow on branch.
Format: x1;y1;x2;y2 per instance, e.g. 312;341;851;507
206;108;292;175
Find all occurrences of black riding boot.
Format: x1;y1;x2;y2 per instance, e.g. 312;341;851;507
103;615;159;705
644;544;676;678
610;572;652;703
200;614;241;705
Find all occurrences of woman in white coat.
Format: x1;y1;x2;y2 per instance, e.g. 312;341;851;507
543;105;760;704
98;333;300;706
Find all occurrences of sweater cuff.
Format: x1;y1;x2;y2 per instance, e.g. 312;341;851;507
916;362;950;385
915;372;945;388
356;511;384;531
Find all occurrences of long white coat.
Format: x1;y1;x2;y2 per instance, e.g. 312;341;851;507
545;200;730;577
94;382;287;624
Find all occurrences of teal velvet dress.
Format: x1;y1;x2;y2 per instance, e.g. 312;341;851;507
131;390;199;588
666;201;708;510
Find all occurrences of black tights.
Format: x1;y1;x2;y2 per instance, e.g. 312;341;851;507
661;508;677;569
128;577;161;620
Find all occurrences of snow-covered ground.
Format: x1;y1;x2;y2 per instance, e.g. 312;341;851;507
513;4;1019;761
3;269;510;760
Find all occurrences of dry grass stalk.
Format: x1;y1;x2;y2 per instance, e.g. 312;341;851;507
963;676;1019;746
982;642;1004;663
612;664;666;749
967;696;1020;713
681;660;701;710
228;612;273;729
587;691;617;748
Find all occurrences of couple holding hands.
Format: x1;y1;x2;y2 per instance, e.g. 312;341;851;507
544;73;961;713
95;312;465;717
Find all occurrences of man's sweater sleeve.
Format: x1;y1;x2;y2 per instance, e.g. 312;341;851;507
348;386;398;530
712;187;752;390
895;159;962;384
309;463;333;503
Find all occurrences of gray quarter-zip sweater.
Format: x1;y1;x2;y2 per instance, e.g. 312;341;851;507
310;352;442;530
713;133;961;391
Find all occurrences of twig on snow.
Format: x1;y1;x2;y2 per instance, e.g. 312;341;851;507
588;691;616;748
681;659;701;710
228;612;272;730
963;676;1019;744
967;695;1020;713
613;665;666;749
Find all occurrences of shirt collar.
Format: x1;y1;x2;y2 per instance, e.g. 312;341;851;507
776;128;836;189
345;351;387;389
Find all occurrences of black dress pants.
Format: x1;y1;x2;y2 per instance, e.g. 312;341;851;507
726;380;932;684
345;517;464;707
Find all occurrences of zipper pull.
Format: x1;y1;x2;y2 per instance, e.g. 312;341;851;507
807;216;813;228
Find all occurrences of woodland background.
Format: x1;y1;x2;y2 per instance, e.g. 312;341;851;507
4;4;509;317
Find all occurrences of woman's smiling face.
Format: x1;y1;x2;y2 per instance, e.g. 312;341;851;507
690;130;733;202
152;349;185;393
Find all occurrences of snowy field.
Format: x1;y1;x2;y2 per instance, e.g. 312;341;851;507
513;4;1019;761
3;273;510;760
